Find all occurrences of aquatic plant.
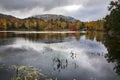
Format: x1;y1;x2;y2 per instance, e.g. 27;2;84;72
11;65;52;80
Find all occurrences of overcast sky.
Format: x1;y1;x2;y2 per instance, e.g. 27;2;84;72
0;0;117;21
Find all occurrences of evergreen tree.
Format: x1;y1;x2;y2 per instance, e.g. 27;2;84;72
104;0;120;34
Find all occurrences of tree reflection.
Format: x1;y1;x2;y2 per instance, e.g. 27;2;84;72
86;32;95;40
105;35;120;75
0;31;105;44
75;32;81;41
95;32;104;42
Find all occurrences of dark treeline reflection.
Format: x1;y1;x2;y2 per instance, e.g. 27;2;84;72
0;32;105;43
105;35;120;75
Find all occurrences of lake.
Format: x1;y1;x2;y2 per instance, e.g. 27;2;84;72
0;31;120;80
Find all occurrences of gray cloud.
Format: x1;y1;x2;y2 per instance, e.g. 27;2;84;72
0;0;114;11
66;4;109;21
0;0;73;11
70;9;107;21
0;0;117;21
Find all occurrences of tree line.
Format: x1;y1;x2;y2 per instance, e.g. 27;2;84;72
0;17;83;31
0;15;105;31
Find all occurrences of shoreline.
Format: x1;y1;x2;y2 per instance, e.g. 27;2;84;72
0;31;87;34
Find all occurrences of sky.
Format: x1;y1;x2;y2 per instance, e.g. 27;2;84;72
0;0;117;21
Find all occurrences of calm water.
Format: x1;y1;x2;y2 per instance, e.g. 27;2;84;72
0;32;120;80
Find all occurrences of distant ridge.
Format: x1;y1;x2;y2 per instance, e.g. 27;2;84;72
30;14;77;22
0;13;78;22
0;13;17;19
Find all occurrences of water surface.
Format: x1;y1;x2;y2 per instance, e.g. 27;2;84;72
0;32;120;80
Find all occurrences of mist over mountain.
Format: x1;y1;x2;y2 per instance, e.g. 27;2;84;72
29;14;77;22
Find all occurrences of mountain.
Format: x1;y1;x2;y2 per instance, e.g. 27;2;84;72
30;14;77;22
0;13;17;19
0;13;78;22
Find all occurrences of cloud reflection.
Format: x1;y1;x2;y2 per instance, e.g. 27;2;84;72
0;35;116;80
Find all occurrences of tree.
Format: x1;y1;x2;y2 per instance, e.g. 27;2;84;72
75;20;82;30
20;23;26;30
2;19;7;30
68;22;76;31
60;18;65;22
39;20;45;30
61;21;67;30
0;20;2;30
25;20;30;30
104;0;120;34
11;22;15;30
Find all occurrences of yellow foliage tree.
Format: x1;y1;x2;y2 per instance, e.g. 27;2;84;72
76;20;82;30
61;21;67;29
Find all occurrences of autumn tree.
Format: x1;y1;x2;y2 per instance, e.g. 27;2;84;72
2;19;7;30
68;22;76;31
25;20;30;30
61;21;67;30
75;20;82;30
0;20;2;30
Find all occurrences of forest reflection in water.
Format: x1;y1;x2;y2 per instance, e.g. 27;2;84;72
0;31;105;43
0;31;120;80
